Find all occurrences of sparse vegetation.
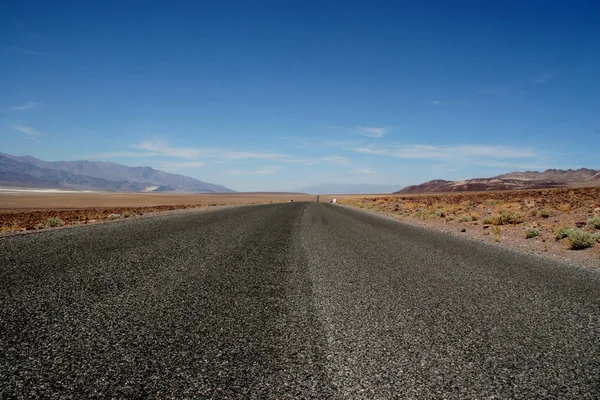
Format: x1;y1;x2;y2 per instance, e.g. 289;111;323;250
45;217;65;228
459;214;478;222
482;210;523;226
524;198;536;208
492;226;502;242
565;229;596;250
587;216;600;229
555;226;573;241
537;209;552;218
336;187;600;267
525;227;542;238
1;195;309;234
1;220;20;233
108;213;121;220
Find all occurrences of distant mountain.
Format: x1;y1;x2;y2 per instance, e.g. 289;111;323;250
0;153;234;193
299;183;401;194
396;168;600;194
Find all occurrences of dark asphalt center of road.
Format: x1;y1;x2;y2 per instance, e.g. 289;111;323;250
1;202;599;399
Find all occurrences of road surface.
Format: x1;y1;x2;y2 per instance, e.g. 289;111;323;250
1;202;599;398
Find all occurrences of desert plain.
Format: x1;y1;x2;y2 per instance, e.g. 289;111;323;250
2;187;599;270
0;190;315;233
331;187;600;270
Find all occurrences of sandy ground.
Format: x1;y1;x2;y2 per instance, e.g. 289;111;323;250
0;191;316;234
0;191;316;212
337;187;600;270
3;188;599;271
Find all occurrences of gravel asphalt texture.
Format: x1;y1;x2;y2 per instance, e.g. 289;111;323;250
1;202;599;399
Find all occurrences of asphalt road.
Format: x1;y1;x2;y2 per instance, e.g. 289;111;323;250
1;202;599;399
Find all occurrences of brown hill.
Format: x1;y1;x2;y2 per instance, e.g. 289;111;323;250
396;168;600;194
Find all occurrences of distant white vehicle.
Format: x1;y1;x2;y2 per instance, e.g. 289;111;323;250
331;198;337;204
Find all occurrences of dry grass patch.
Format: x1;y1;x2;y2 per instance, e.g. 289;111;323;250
338;186;600;268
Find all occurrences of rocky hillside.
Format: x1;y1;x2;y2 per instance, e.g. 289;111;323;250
0;153;234;193
397;168;600;194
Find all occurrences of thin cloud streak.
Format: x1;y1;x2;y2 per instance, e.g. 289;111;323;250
533;72;555;85
479;88;508;96
326;125;388;138
159;161;207;169
359;127;387;138
353;144;537;161
91;139;308;163
10;102;41;110
14;48;52;56
11;124;41;137
85;151;161;159
135;140;209;159
227;167;281;175
321;156;349;165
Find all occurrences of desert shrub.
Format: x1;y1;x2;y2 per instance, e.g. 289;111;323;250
566;229;596;250
537;209;552;218
492;226;502;242
524;198;536;208
555;226;573;241
587;216;600;229
459;214;478;222
108;213;121;220
45;217;65;228
1;221;21;232
122;211;131;218
593;232;600;243
483;210;523;226
525;227;542;238
482;216;496;225
499;210;523;224
560;204;571;212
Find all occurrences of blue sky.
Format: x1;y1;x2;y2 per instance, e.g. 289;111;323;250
1;0;599;192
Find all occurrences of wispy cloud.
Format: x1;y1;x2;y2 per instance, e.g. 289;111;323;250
14;48;51;56
86;151;161;159
11;124;41;138
479;88;508;97
353;144;537;162
227;166;281;175
533;72;555;85
358;127;387;138
481;72;557;97
135;140;208;159
220;151;290;160
429;100;441;105
355;169;376;174
10;102;41;110
326;125;389;138
321;156;349;165
159;161;207;169
91;139;307;163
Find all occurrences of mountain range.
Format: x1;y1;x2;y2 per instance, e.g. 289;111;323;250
397;168;600;194
0;153;234;193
